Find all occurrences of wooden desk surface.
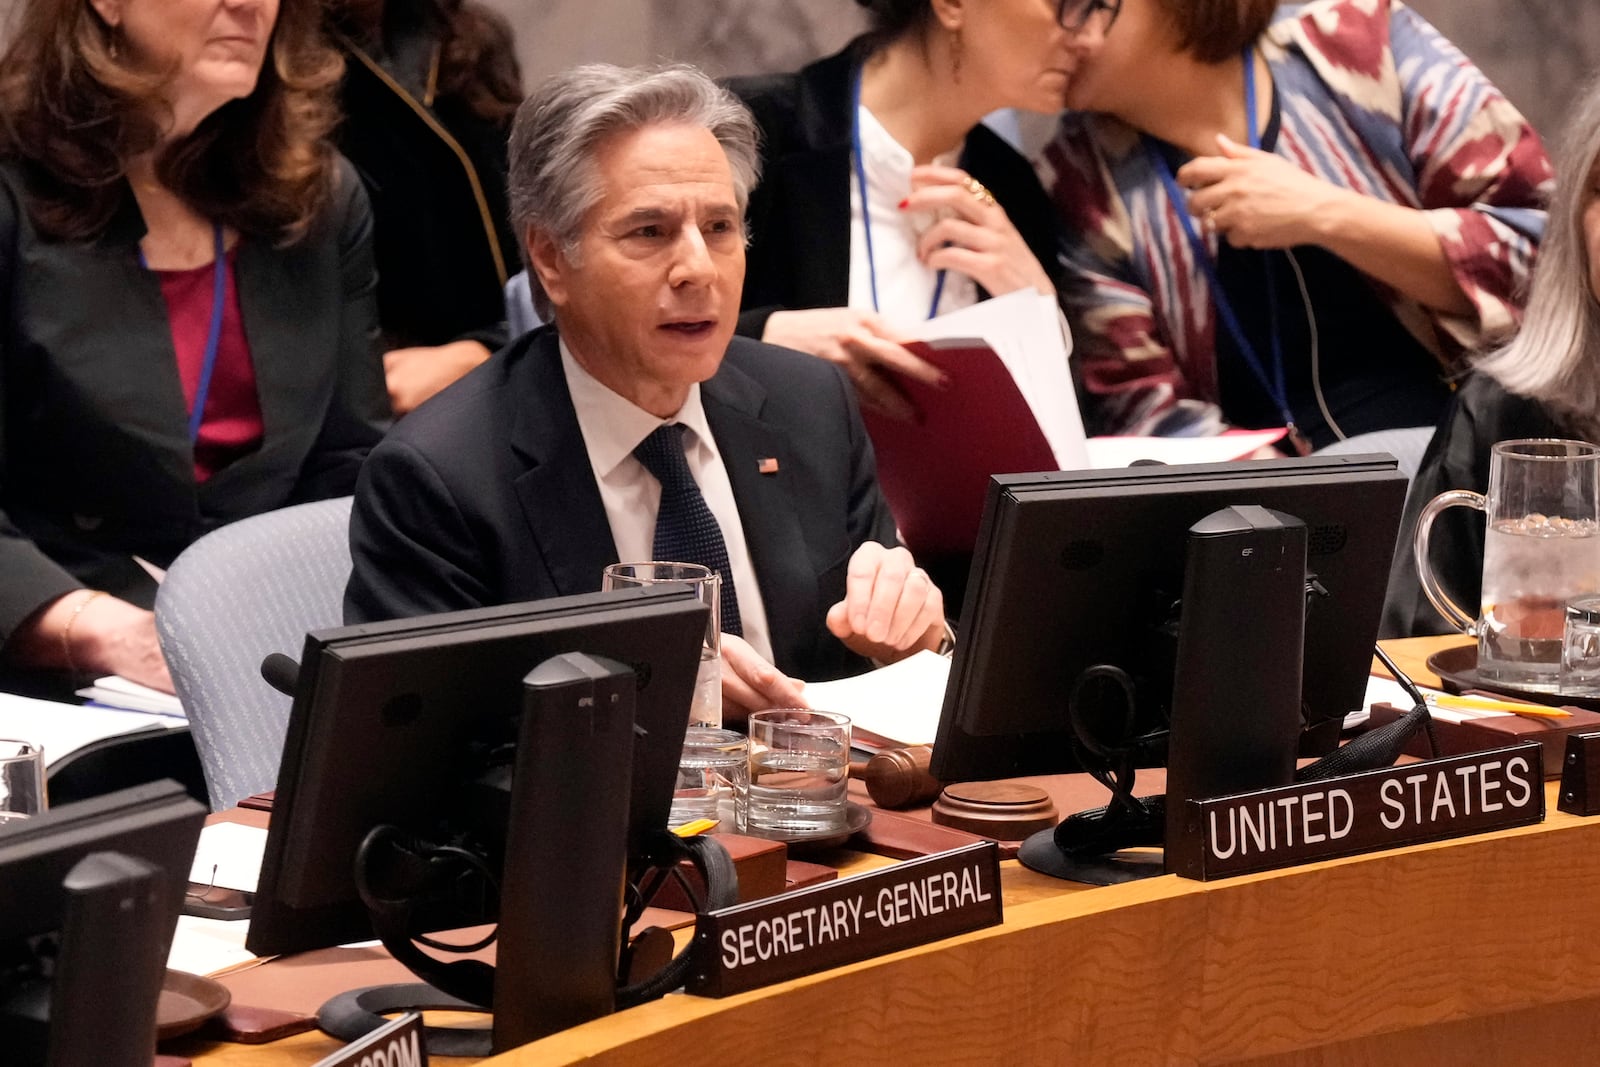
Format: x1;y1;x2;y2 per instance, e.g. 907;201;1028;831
503;779;1600;1067
193;637;1597;1067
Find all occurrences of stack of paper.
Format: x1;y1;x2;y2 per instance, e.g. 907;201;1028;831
0;692;184;770
75;674;185;717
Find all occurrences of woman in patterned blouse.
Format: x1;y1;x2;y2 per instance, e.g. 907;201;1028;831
1041;0;1552;450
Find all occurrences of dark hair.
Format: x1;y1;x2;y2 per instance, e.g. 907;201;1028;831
435;1;524;124
853;0;936;46
0;0;344;244
331;0;523;124
1153;0;1278;64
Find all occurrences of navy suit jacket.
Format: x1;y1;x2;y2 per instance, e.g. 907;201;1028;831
345;327;900;681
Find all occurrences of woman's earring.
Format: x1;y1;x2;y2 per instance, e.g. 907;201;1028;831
951;28;963;83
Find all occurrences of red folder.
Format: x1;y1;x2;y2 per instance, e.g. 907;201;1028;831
861;338;1057;557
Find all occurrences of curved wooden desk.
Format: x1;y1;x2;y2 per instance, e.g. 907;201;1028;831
191;636;1600;1065
499;777;1600;1067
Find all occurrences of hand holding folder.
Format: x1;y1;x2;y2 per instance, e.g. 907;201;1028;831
860;290;1084;557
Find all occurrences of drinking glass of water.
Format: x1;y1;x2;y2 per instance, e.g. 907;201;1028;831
0;741;46;826
1414;439;1600;692
602;561;723;727
670;727;749;831
747;710;851;836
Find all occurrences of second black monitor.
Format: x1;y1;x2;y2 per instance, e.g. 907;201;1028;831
930;454;1409;783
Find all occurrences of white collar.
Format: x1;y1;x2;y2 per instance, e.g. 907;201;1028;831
558;338;719;478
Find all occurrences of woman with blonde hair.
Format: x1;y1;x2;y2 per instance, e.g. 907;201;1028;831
1384;78;1600;637
0;0;389;694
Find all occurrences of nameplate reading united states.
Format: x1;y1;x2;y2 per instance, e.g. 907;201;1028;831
1169;743;1544;881
687;841;1002;997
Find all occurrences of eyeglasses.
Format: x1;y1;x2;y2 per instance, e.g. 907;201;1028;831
1056;0;1122;33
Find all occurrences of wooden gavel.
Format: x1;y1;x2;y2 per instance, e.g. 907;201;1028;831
849;745;943;809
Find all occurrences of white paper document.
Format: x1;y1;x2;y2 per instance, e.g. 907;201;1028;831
802;649;952;750
1360;674;1510;727
75;674;185;717
905;289;1089;471
1083;429;1287;470
0;693;183;770
188;821;270;894
167;914;260;977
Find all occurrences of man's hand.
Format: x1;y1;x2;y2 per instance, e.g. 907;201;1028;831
720;632;807;727
762;307;943;421
384;340;493;415
825;542;945;665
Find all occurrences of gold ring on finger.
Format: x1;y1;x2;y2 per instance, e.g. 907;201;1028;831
963;176;997;207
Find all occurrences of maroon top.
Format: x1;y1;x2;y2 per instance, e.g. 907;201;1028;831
153;246;262;482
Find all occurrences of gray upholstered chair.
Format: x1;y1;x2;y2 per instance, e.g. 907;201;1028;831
1315;426;1435;483
154;496;353;810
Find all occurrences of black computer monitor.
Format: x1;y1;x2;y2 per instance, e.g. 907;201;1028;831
248;587;706;955
930;454;1408;783
0;780;207;1066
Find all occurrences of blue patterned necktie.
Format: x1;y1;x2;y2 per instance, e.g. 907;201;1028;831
632;423;744;637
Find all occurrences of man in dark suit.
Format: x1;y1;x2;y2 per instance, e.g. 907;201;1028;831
345;64;947;715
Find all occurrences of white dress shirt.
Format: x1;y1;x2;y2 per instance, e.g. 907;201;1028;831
560;342;775;665
848;106;979;330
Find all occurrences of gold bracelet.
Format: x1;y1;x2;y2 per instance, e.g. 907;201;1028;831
60;590;107;675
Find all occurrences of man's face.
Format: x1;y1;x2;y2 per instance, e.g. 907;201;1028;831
532;123;746;417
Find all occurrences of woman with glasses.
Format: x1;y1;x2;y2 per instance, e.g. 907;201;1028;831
727;0;1113;418
1041;0;1551;450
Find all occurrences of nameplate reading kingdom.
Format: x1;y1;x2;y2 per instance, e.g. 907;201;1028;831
311;1011;426;1067
687;841;1002;997
1169;743;1544;881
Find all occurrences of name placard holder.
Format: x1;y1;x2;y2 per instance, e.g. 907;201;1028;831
1558;732;1600;816
312;1012;426;1067
1169;743;1545;881
687;841;1002;998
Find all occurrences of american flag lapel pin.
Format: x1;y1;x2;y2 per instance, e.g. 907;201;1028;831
757;457;780;475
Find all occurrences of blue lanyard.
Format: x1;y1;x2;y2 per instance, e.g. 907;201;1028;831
141;223;229;444
1141;48;1296;437
850;66;946;320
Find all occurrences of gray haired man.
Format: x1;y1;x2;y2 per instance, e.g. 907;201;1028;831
344;64;947;718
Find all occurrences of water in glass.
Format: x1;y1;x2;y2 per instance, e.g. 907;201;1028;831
1480;514;1600;690
748;749;848;835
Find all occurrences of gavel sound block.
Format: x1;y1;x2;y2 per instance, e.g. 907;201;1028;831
853;746;1059;840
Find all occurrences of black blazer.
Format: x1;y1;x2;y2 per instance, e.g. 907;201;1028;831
1380;373;1567;639
727;41;1064;338
333;22;517;351
0;158;390;642
344;327;900;681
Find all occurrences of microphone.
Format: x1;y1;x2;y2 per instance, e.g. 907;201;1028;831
260;653;301;697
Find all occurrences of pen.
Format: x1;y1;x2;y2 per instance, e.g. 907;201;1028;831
1428;695;1573;719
